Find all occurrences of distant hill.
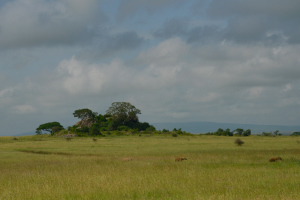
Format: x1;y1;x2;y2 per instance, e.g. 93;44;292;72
152;121;300;135
13;131;35;136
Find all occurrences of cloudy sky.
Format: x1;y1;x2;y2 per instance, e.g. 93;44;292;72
1;0;300;136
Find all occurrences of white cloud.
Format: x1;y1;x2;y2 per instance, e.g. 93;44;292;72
57;57;112;95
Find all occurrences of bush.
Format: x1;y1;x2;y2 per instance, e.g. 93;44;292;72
90;125;102;136
116;131;125;136
234;138;244;146
262;132;272;136
146;126;156;132
77;126;89;133
52;126;64;134
172;133;178;137
162;129;169;133
117;126;129;131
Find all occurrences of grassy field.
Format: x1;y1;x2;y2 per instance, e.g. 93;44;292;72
0;134;299;200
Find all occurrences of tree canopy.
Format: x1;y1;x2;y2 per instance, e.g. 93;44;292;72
73;108;98;121
36;122;64;135
106;102;141;129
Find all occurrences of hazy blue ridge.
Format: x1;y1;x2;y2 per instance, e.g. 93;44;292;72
152;121;300;135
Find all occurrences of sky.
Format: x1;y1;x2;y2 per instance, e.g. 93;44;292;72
1;0;300;136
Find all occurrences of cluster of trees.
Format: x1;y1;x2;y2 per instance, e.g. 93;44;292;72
291;132;300;136
36;102;154;136
205;128;251;136
259;130;281;136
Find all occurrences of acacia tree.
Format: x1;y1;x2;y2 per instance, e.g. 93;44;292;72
106;102;141;129
36;122;64;135
234;128;244;136
73;108;98;121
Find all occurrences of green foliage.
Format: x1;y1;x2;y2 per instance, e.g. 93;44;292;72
52;103;155;137
77;126;89;133
73;108;97;121
234;128;251;136
205;128;250;136
133;122;151;131
90;124;102;136
162;129;169;133
106;102;141;129
261;132;272;136
117;126;129;131
205;128;233;136
36;122;64;135
234;128;244;136
243;129;251;136
146;126;156;132
291;132;300;136
52;126;64;134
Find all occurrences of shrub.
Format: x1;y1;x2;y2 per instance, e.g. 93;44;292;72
116;131;125;136
90;125;102;136
262;132;272;136
234;138;244;146
52;126;64;134
162;129;169;133
117;126;129;131
77;126;89;133
172;133;178;137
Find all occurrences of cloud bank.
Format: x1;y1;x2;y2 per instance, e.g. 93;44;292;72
1;0;300;136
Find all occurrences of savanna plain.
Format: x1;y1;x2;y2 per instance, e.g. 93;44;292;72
0;135;299;200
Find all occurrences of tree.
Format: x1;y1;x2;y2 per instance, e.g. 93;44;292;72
274;130;279;136
106;102;141;129
73;108;98;121
234;128;244;136
36;122;64;135
52;126;64;134
243;129;251;136
216;128;224;136
224;128;233;136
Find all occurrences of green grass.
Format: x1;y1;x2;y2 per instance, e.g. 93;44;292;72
0;135;299;199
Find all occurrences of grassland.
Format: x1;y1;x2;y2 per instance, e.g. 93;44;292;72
0;134;299;200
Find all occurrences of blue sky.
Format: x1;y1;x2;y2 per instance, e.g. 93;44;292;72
1;0;300;136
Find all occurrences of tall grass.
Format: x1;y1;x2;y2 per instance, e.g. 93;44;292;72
0;135;299;199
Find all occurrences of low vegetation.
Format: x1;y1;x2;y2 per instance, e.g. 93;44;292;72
0;134;299;199
234;138;244;146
